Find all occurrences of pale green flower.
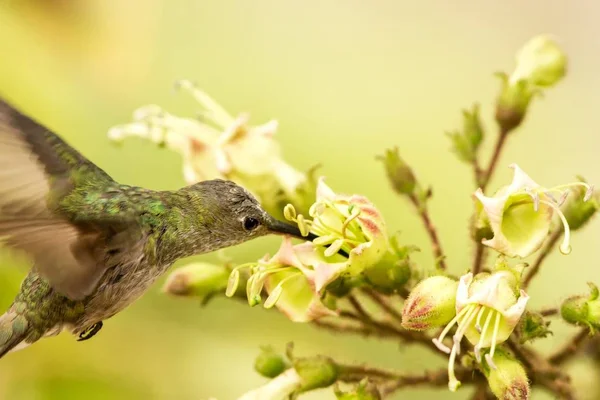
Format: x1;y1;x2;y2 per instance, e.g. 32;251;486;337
473;164;593;258
432;269;529;392
107;81;306;214
226;237;337;322
284;177;389;290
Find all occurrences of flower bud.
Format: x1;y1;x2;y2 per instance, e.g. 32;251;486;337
495;75;534;133
562;178;598;231
401;275;458;331
254;346;290;378
364;251;412;294
378;147;417;195
482;348;530;400
510;35;567;88
294;356;339;393
516;311;552;344
447;104;484;164
334;379;381;400
561;283;600;332
162;262;229;300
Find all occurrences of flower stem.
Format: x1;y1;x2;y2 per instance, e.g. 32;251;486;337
379;367;470;396
360;288;404;323
549;328;590;365
408;193;447;270
522;230;563;289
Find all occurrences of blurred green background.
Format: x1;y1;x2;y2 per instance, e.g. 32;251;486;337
1;1;599;399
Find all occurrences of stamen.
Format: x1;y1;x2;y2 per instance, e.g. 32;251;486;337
341;208;361;240
539;199;572;254
324;239;345;257
557;191;569;206
296;214;310;237
263;272;301;309
474;308;494;362
447;343;461;392
313;235;337;246
226;269;240;297
432;306;472;354
474;307;486;332
453;305;479;356
484;311;502;370
585;185;595;202
525;188;540;211
283;204;297;221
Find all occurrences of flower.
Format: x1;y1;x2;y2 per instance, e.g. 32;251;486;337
285;177;389;290
432;268;529;392
225;178;389;322
509;35;567;88
401;275;458;331
482;348;530;400
225;237;338;322
107;80;307;216
237;368;302;400
473;164;593;258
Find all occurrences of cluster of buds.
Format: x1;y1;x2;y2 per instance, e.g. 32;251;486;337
402;262;529;393
225;178;390;322
495;35;567;132
107;80;313;218
473;164;593;258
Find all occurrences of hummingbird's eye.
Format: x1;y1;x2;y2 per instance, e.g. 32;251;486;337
243;217;260;231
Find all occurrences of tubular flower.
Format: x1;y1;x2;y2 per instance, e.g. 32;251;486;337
107;80;306;214
236;368;302;400
432;269;529;392
283;177;389;291
473;164;593;258
225;237;337;323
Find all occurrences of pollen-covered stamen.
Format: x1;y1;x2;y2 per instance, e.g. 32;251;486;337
484;311;503;370
246;265;293;306
539;199;572;254
474;308;495;362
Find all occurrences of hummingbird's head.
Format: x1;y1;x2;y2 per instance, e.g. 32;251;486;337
188;180;315;248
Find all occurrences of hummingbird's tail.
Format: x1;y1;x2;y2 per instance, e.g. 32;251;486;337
0;307;32;358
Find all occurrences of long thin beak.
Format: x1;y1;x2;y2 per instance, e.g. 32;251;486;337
267;218;349;258
267;218;318;241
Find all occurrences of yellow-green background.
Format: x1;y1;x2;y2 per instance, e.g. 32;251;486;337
1;1;599;399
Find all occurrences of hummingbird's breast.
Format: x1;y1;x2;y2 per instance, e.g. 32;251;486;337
72;257;172;333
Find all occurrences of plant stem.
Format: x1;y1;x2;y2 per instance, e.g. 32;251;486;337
360;288;403;324
471;127;510;274
408;193;447;270
379;367;470;396
549;328;590;365
523;230;563;289
539;307;559;317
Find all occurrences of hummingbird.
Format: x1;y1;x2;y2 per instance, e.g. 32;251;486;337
0;97;313;358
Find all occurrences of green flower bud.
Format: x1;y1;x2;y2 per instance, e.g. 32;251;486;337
495;74;534;133
561;283;600;332
511;35;567;88
294;356;339;392
364;251;412;294
562;177;598;231
516;311;552;344
162;262;229;299
334;379;381;400
254;346;290;378
482;348;530;400
378;147;417;195
401;275;458;331
447;104;484;164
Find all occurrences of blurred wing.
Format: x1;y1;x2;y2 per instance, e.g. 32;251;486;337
0;98;113;300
